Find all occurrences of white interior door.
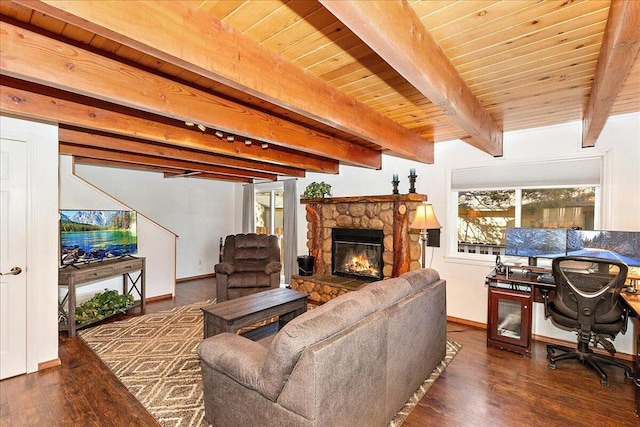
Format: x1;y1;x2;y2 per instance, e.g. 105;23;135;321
0;137;28;379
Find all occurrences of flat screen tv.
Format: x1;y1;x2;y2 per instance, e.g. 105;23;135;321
505;227;567;266
567;229;640;267
60;210;137;266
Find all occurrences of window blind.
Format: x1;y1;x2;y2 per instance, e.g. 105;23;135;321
451;157;601;190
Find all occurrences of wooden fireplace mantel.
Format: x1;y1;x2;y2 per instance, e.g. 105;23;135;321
300;194;427;205
301;194;427;278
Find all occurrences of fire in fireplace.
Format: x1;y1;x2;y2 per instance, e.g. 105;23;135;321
332;228;384;281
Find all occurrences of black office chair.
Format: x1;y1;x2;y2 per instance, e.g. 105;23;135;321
543;256;633;386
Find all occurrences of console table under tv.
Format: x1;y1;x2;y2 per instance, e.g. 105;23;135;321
58;257;145;337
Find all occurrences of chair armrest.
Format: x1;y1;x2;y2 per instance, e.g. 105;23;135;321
265;262;282;275
198;333;268;393
215;262;236;275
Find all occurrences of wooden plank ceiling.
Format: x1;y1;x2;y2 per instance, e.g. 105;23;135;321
1;0;639;183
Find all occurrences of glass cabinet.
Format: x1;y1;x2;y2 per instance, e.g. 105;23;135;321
487;286;532;356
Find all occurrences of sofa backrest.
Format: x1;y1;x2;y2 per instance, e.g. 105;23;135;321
272;268;446;426
258;273;431;403
223;233;280;272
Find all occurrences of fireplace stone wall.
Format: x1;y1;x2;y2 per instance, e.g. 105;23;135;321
301;194;427;279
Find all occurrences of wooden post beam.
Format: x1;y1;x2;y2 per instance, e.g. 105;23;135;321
0;80;337;174
320;0;503;157
59;143;278;181
582;0;640;148
58;128;305;178
18;0;433;163
74;157;252;183
0;19;380;169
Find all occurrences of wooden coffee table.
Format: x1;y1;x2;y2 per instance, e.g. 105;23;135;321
201;288;309;340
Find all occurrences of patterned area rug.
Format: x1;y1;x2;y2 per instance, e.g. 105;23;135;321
80;300;461;427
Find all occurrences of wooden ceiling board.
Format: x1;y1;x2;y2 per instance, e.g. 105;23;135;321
0;1;33;21
195;0;245;18
2;0;638;179
220;0;288;33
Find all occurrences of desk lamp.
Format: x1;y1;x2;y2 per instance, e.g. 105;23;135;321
409;203;442;268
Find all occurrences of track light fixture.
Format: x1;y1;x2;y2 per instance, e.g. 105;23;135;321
186;123;264;149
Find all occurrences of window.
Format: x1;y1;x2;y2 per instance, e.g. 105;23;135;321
451;156;602;259
255;184;285;280
457;187;596;256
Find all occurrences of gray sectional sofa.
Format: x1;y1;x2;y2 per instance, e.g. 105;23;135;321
197;268;447;427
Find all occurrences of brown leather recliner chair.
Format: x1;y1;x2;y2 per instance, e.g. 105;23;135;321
215;233;282;302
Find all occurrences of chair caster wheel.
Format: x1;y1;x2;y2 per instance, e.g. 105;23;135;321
548;362;556;370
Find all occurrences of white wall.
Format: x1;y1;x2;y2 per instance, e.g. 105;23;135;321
1;115;59;371
59;156;176;298
284;113;640;355
74;162;238;279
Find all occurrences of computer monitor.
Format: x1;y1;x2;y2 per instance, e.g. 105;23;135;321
505;227;567;266
567;229;640;267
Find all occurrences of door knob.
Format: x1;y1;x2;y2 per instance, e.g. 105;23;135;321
0;266;22;276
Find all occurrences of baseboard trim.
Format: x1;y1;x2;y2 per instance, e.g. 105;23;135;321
532;334;633;361
38;358;61;371
176;273;215;283
447;316;486;329
145;293;173;303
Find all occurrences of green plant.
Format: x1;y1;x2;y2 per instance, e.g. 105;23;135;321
302;181;332;199
74;289;134;325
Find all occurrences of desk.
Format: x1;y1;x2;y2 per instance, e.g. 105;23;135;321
488;270;640;414
58;257;145;337
621;292;640;415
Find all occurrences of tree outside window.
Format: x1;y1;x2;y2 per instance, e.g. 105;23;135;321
457;187;596;253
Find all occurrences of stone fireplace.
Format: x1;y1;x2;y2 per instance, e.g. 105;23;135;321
292;194;427;303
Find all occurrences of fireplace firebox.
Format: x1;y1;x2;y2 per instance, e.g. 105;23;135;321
331;228;384;281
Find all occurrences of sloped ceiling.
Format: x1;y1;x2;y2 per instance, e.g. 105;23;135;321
1;0;639;182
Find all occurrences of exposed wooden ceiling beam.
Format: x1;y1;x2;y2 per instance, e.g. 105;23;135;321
58;128;305;177
74;157;252;183
320;0;503;157
0;19;381;169
582;0;640;148
0;79;338;174
19;0;433;163
59;143;277;181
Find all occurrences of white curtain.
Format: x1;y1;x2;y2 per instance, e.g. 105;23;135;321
242;183;255;233
283;179;298;285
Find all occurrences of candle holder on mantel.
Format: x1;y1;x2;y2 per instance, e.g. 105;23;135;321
392;174;400;195
408;169;417;193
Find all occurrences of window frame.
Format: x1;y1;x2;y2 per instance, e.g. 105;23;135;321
445;153;609;266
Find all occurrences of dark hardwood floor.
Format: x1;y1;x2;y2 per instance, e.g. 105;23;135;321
1;278;637;426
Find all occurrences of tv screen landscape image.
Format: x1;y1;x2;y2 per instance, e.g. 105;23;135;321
60;210;137;265
567;229;640;267
505;227;567;260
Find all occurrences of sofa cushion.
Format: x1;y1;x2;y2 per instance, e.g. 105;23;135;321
358;276;412;310
228;272;273;288
258;291;379;401
400;268;440;291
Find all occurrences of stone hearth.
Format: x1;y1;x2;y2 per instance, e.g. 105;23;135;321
301;194;427;279
290;275;366;304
